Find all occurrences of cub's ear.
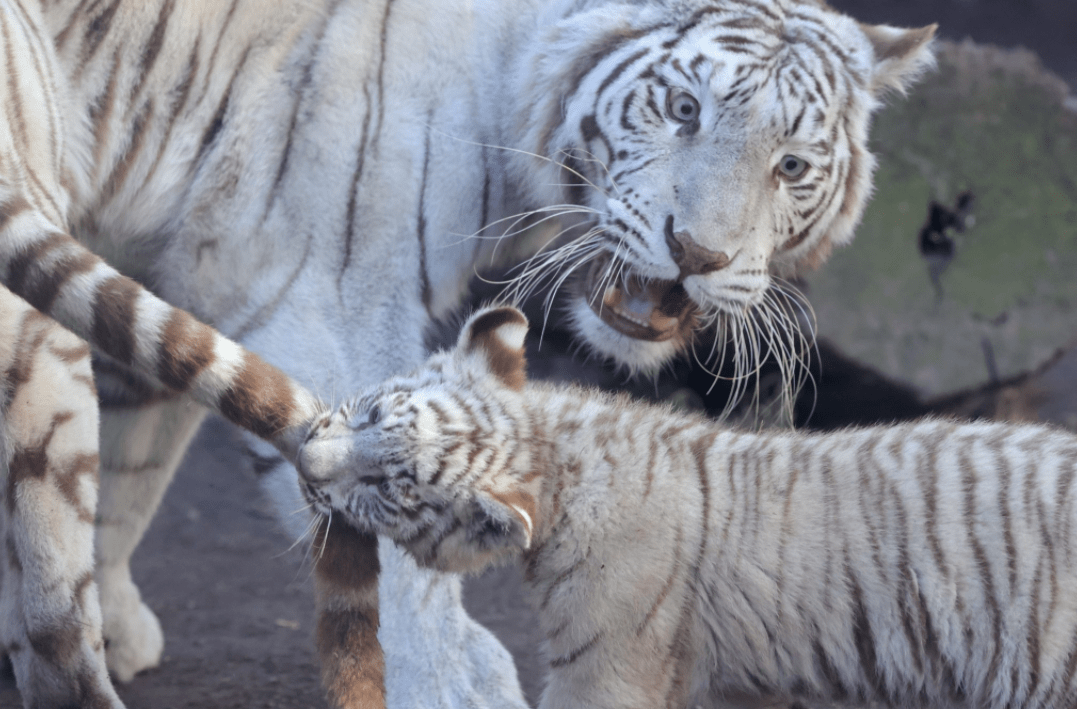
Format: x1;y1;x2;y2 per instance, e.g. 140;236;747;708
459;306;529;390
860;22;937;96
467;490;534;555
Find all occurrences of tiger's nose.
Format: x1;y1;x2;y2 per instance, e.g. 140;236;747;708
664;215;731;278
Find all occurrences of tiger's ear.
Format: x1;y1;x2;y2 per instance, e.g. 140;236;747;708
459;306;529;390
467;491;533;555
425;491;533;574
860;23;937;96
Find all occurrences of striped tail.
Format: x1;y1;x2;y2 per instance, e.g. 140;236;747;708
314;520;386;709
0;203;321;461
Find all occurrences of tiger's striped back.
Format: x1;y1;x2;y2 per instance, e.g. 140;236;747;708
301;305;1077;709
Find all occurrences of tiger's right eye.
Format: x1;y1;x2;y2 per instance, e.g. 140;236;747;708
667;91;700;123
367;405;382;426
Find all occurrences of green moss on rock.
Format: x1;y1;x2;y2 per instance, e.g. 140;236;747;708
807;40;1077;396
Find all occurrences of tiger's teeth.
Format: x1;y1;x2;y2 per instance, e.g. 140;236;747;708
584;253;692;342
602;284;650;327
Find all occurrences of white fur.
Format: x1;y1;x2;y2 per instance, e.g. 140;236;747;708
2;0;935;706
0;285;124;708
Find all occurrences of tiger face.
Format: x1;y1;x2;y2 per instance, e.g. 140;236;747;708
515;2;935;372
299;371;460;542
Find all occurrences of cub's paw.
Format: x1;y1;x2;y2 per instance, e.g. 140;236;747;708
98;571;164;682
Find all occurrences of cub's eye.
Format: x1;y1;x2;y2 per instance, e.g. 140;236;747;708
667;91;700;123
367;405;382;426
778;155;809;179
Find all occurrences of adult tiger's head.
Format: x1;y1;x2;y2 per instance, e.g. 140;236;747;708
509;0;935;372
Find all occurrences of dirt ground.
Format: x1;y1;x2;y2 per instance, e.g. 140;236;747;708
2;2;1074;708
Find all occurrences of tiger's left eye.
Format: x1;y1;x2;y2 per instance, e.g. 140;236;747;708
667;91;700;123
778;155;809;179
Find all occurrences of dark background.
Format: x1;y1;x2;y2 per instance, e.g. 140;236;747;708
832;0;1076;91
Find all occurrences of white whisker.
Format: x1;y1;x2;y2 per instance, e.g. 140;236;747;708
278;509;321;559
563;146;623;197
426;127;612;198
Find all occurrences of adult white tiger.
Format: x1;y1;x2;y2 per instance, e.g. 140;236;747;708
0;0;934;707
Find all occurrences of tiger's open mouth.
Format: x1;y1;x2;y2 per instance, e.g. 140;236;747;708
583;253;696;342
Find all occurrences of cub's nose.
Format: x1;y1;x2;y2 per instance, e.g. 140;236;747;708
664;215;731;278
297;435;353;484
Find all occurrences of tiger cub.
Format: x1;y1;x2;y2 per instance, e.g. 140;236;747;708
300;305;1077;709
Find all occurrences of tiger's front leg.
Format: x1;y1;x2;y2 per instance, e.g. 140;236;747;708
375;539;529;709
0;286;123;709
91;364;208;683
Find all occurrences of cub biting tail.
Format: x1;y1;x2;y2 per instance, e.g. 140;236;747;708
301;305;1077;709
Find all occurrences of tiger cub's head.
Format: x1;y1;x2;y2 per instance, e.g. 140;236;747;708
298;307;538;575
512;1;936;373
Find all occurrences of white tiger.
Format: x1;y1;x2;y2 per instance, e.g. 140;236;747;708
0;0;935;707
301;305;1077;709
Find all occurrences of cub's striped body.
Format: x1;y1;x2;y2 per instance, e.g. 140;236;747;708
301;306;1077;709
1;0;934;707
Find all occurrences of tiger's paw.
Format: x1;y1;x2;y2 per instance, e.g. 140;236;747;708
5;653;126;709
104;599;163;682
98;568;164;682
1;622;126;709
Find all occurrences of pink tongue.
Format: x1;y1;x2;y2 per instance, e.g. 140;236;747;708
600;281;682;337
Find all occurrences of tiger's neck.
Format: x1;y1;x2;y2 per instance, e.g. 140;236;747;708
516;384;725;704
524;383;723;541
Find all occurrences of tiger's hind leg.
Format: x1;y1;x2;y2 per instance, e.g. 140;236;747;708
90;361;207;682
0;285;123;708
